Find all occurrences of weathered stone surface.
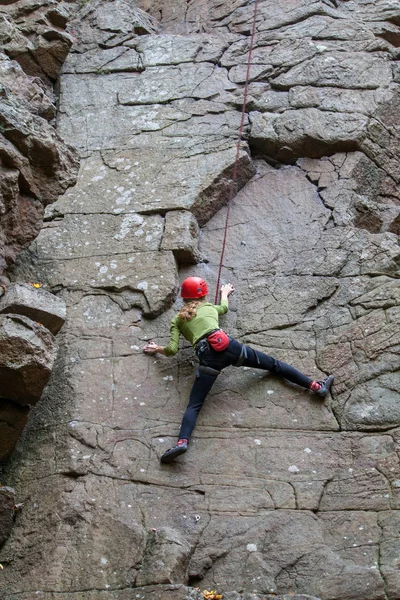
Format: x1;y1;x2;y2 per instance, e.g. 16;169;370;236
136;527;191;586
0;56;55;120
0;585;321;600
0;399;29;461
288;86;378;115
272;52;392;90
47;148;255;226
0;2;78;549
67;0;158;55
0;486;15;545
17;250;179;318
249;109;368;160
0;283;66;335
378;511;400;599
39;212;165;258
189;510;386;597
0;0;73;83
0;314;56;405
161;211;202;264
317;298;400;431
2;1;400;600
0;5;79;269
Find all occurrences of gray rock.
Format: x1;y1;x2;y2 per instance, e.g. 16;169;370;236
0;56;55;120
66;0;159;55
136;527;191;585
249;109;368;160
288;86;378;115
161;211;202;264
135;34;229;67
0;283;66;335
0;313;56;405
0;68;79;268
38;212;165;259
0;400;29;462
378;511;400;599
272;52;392;90
2;1;400;600
0;0;80;271
0;0;73;83
117;64;235;105
22;250;179;319
0;486;15;546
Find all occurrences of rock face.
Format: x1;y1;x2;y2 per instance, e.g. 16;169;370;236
0;487;15;546
0;313;56;404
0;283;66;334
0;0;79;269
1;1;400;600
0;283;67;461
0;0;75;538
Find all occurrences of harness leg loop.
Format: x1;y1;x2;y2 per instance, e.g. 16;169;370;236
198;365;221;378
234;344;248;367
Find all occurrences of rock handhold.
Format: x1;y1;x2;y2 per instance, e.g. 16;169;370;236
0;282;66;334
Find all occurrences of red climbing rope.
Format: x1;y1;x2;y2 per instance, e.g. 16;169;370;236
214;0;260;303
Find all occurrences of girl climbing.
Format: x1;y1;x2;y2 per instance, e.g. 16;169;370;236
143;276;334;463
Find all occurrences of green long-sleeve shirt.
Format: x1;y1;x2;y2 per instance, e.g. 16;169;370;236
164;299;229;356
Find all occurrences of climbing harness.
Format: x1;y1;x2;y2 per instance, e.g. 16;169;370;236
214;0;260;303
234;343;248;367
197;364;221;378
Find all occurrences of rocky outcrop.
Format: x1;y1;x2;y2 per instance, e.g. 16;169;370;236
0;0;79;269
0;0;78;546
0;282;66;334
0;284;66;461
0;1;399;600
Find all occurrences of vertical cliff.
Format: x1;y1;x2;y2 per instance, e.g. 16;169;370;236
1;1;399;599
0;0;79;536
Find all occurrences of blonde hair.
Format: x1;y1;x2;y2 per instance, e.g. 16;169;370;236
178;297;206;321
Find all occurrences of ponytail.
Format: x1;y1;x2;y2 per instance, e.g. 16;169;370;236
178;297;206;321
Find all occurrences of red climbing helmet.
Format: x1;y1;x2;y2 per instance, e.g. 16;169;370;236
180;277;209;299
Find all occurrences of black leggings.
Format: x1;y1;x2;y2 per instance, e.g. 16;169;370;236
178;337;313;440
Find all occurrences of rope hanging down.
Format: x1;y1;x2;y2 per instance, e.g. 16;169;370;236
214;0;260;303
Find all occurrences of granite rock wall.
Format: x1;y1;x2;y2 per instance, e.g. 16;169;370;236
0;0;79;543
0;1;399;599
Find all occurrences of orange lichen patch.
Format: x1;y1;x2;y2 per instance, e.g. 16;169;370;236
30;282;43;288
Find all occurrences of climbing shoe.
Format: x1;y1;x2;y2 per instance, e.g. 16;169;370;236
160;439;188;464
309;375;334;397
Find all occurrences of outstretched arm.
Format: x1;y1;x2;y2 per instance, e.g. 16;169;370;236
143;317;180;356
